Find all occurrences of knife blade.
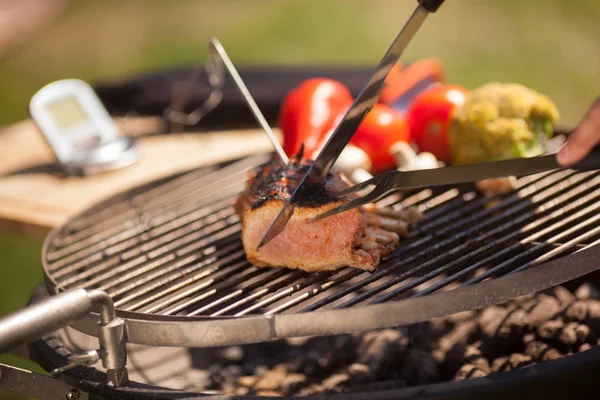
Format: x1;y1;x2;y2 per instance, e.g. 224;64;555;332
256;0;445;250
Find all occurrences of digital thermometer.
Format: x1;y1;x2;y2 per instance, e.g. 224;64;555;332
30;79;138;175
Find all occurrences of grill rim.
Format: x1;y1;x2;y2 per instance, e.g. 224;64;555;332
27;285;600;400
48;241;600;347
40;152;600;347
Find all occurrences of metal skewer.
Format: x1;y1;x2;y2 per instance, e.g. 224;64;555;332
207;37;289;164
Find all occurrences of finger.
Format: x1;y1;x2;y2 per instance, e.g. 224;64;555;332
557;98;600;166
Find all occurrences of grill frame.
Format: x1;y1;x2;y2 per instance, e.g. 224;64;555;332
41;152;600;347
26;284;600;399
44;242;600;347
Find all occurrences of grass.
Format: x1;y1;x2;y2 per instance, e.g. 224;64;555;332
0;0;598;397
0;235;45;400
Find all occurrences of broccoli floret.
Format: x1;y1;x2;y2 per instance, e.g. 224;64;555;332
449;82;560;165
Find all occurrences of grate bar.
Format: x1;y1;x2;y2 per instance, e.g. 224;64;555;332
463;214;600;285
143;257;249;314
42;149;600;323
210;271;306;316
45;154;261;261
380;191;600;302
109;241;240;304
414;192;600;297
115;225;242;309
187;269;290;316
300;170;592;311
56;210;239;289
48;183;243;270
234;272;333;316
160;267;271;315
125;249;247;312
338;172;600;307
265;269;365;315
55;154;263;239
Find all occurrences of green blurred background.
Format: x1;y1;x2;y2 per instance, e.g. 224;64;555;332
0;0;599;398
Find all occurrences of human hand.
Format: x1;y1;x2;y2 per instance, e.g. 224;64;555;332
557;99;600;166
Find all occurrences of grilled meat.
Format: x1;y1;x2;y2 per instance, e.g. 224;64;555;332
235;153;423;273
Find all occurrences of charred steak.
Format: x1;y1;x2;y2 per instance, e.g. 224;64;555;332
235;154;422;273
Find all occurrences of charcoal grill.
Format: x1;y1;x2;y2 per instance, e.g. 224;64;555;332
2;150;600;399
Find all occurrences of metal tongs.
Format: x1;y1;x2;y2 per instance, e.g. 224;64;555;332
257;0;446;249
314;144;600;220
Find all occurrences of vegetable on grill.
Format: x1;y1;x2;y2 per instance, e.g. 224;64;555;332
406;84;469;164
279;78;353;158
448;82;560;165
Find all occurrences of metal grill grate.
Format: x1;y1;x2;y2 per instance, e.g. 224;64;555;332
43;153;600;320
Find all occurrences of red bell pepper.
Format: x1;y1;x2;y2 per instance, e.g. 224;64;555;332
349;103;410;173
379;58;446;111
278;78;353;158
309;103;411;174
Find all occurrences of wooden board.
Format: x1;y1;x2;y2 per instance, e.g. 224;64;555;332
0;117;277;239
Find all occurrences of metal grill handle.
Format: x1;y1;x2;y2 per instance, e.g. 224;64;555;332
0;288;128;387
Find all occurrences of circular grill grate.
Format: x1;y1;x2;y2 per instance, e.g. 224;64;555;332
42;152;600;323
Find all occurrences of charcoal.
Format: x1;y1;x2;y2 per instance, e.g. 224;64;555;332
256;390;282;397
477;307;528;357
575;283;600;300
585;300;600;334
553;286;575;307
298;383;325;396
478;306;527;338
221;346;243;364
347;363;373;383
407;322;438;350
525;294;561;329
301;334;358;364
441;343;490;379
445;310;478;325
207;365;228;389
254;365;269;377
241;339;289;366
237;376;259;388
357;329;407;376
522;333;536;344
579;343;593;352
254;367;287;391
197;283;599;396
564;301;589;322
525;340;548;360
541;348;563;362
491;353;533;373
559;322;590;348
438;319;479;353
220;365;243;383
280;373;307;395
536;319;564;342
454;364;488;381
322;373;350;392
399;349;439;386
511;293;536;309
234;387;249;396
294;350;334;378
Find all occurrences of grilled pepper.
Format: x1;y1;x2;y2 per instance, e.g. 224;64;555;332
349;103;410;173
449;82;560;165
308;102;411;174
278;78;353;158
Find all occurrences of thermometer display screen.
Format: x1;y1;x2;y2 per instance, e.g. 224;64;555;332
48;96;89;131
